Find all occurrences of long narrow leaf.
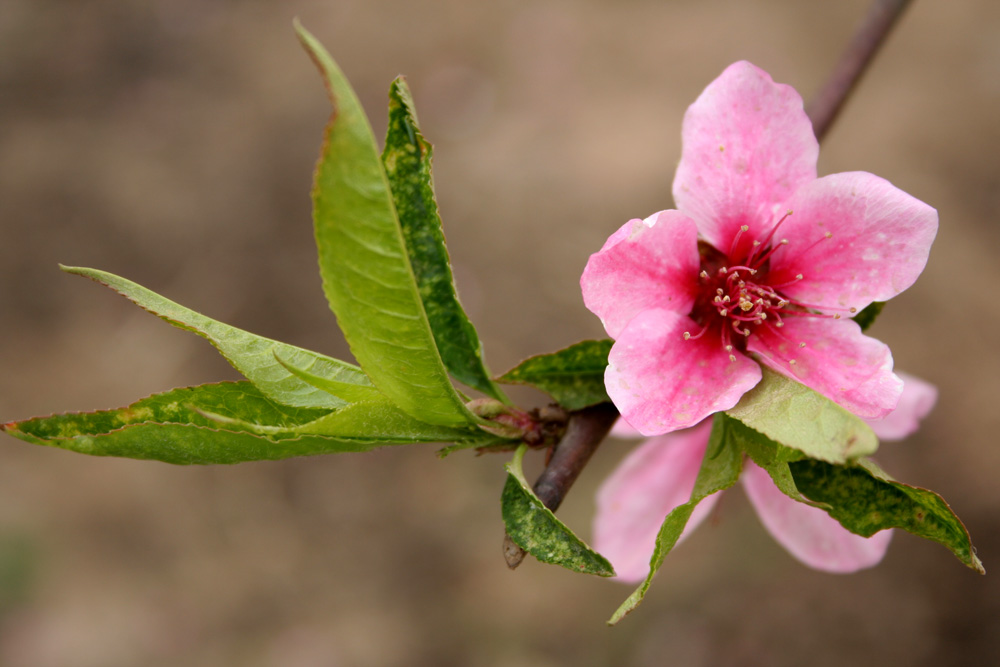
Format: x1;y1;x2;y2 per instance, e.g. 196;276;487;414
61;266;371;411
297;23;476;427
3;382;496;464
382;77;507;402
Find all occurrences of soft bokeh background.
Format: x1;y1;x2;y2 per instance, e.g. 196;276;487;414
1;1;998;665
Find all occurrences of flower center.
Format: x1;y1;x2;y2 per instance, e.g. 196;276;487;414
682;211;852;361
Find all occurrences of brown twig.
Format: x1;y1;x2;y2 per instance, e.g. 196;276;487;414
503;402;619;568
504;0;916;569
806;0;914;141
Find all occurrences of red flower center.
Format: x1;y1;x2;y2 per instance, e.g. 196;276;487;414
683;211;853;360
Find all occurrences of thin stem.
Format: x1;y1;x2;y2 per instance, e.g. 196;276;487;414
806;0;914;141
503;402;619;569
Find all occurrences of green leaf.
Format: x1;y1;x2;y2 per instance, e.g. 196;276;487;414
60;266;372;411
609;415;742;625
853;301;884;331
725;366;878;464
297;24;476;428
3;382;497;465
790;458;985;574
501;444;615;577
720;413;823;507
382;77;507;403
497;340;613;410
273;350;384;403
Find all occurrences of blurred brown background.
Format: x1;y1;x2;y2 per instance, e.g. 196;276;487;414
1;0;998;665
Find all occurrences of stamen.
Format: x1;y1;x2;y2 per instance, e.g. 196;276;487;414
797;229;836;258
750;239;789;269
768;274;804;289
748;209;793;264
683;323;709;341
700;270;709;279
729;225;750;257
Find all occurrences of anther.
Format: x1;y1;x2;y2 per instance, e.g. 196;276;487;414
729;354;737;362
683;332;691;340
720;308;728;316
798;342;806;348
789;359;797;365
849;307;857;313
700;270;709;279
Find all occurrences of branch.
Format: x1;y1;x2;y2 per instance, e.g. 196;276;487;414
806;0;914;141
503;402;619;569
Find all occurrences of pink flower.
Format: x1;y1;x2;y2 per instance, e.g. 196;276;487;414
581;61;937;436
595;374;938;582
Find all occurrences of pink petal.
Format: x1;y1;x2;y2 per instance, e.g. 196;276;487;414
746;316;903;419
768;172;938;313
865;372;938;441
607;309;762;435
672;61;818;256
581;210;701;338
742;460;892;572
593;422;719;583
609;417;644;440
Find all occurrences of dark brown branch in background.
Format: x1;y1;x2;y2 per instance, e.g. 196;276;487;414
505;0;916;569
806;0;914;141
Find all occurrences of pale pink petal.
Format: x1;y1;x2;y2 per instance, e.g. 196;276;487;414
609;417;643;440
672;61;818;256
746;317;902;419
581;210;701;338
607;309;762;435
742;461;892;572
768;172;938;312
865;372;938;441
593;422;719;583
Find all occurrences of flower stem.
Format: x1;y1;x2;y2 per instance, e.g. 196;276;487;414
806;0;914;141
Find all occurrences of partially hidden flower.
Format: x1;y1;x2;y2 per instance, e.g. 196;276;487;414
594;374;938;582
581;61;938;436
